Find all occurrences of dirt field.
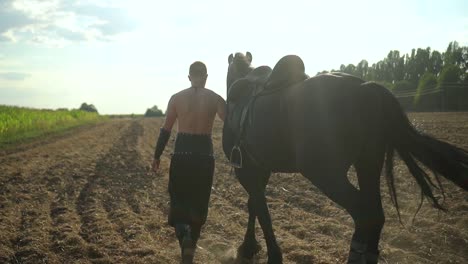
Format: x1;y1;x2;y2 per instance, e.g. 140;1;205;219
0;113;467;264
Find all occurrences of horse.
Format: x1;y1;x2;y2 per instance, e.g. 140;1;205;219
222;52;468;264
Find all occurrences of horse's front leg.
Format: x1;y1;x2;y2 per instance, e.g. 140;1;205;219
237;167;282;264
238;197;262;259
252;191;282;264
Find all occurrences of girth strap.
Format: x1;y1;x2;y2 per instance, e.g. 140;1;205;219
229;76;304;169
229;91;257;168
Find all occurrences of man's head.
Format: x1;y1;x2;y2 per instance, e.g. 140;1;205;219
189;61;208;88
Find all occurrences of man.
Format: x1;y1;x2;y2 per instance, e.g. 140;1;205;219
152;61;226;263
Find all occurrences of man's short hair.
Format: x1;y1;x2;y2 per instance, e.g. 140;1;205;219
189;61;207;77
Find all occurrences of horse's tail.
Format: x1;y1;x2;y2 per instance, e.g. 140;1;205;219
371;82;468;215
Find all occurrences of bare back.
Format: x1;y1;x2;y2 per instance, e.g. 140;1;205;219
162;87;225;135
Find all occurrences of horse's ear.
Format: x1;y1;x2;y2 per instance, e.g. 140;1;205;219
228;53;234;64
246;52;252;63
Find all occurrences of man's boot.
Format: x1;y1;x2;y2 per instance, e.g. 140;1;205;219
176;224;194;264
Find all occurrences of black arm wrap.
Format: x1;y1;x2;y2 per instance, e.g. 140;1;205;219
154;128;171;159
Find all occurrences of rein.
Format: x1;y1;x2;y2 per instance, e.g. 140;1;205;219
228;80;288;169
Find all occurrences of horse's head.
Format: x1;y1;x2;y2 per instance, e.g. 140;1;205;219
227;52;253;95
223;52;254;159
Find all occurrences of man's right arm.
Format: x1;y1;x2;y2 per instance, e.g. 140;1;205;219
216;95;226;122
152;95;177;172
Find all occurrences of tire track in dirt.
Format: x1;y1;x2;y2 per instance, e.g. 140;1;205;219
48;163;94;262
0;172;24;263
0;119;129;263
45;120;129;263
75;119;159;263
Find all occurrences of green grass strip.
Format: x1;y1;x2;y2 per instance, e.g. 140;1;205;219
0;105;107;147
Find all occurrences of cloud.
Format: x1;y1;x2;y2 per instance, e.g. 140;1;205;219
48;26;88;41
0;34;13;42
0;0;136;44
0;72;31;81
68;4;137;35
0;1;38;34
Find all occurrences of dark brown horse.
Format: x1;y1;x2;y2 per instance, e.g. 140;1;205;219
222;52;468;264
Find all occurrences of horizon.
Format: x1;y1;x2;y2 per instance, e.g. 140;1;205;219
1;0;467;115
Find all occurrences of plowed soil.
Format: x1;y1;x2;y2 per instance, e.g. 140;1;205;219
0;113;467;264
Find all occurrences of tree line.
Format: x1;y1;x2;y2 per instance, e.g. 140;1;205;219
144;105;164;117
321;41;468;111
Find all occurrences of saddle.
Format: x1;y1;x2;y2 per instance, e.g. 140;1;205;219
228;55;309;102
265;54;309;91
227;55;309;168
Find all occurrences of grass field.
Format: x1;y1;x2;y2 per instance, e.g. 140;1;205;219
0;105;105;147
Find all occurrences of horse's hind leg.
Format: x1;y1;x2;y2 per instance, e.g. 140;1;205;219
353;143;386;264
302;165;367;263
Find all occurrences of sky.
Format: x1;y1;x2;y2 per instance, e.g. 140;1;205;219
0;0;467;114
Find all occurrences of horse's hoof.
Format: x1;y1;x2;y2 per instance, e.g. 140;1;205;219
266;257;283;264
365;251;379;264
267;250;283;264
347;253;366;264
347;240;367;264
267;244;283;264
237;241;262;259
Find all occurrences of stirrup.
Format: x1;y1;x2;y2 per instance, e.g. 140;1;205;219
230;146;243;169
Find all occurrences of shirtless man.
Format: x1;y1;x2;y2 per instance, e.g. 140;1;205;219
152;61;226;263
